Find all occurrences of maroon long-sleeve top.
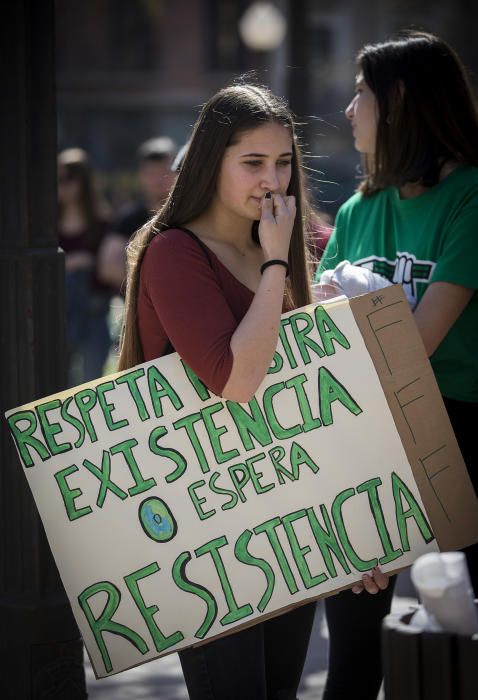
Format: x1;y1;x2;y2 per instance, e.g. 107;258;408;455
138;227;289;396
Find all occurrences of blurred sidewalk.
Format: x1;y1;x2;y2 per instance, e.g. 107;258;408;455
85;571;418;699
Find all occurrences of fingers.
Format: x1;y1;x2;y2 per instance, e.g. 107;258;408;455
260;191;275;221
259;192;295;260
271;193;295;218
284;194;296;216
372;566;390;590
351;567;390;595
260;192;296;219
361;573;380;595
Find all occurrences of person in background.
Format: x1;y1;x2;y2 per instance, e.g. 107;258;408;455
57;147;114;386
98;136;178;293
316;30;478;700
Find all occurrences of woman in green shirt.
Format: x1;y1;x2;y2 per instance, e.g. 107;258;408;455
317;30;478;699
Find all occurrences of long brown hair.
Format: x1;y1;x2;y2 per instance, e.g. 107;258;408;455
118;83;312;371
356;31;478;196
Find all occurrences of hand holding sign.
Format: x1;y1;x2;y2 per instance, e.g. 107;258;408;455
352;566;390;594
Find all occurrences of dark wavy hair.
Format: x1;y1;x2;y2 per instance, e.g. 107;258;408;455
357;30;478;195
118;82;311;371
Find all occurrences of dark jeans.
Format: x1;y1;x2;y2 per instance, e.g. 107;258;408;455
323;578;396;700
322;395;478;700
179;601;316;700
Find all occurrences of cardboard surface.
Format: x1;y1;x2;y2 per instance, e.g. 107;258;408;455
349;285;478;551
5;286;477;677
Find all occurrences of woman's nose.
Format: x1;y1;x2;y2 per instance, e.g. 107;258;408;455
345;97;356;121
261;168;280;191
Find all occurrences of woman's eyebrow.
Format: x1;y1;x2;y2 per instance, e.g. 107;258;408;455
239;151;293;157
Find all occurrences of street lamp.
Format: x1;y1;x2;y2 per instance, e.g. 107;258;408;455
238;2;287;52
238;1;287;93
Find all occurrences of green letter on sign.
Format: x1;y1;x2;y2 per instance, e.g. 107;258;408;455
195;536;253;626
392;472;434;551
234;529;275;612
172;551;218;639
318;367;362;426
124;562;184;652
78;581;149;674
54;465;93;521
7;410;50;468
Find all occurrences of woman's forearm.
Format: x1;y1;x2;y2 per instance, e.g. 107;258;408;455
221;265;287;402
414;281;474;356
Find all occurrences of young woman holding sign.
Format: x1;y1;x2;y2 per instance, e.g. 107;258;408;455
316;31;478;699
118;82;386;699
117;82;314;700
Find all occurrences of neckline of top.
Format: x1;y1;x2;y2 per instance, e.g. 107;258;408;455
175;226;256;296
390;163;469;208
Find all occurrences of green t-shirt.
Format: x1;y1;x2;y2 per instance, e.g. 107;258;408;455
317;165;478;402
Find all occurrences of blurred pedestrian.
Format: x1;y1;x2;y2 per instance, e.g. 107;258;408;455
98;136;178;294
316;30;478;699
57;147;114;386
118;135;178;235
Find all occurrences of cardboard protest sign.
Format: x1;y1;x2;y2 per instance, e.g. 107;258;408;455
5;285;478;678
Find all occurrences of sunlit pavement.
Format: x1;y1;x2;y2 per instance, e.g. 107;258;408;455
86;572;418;699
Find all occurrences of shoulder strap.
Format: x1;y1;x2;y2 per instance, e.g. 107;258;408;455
176;226;213;267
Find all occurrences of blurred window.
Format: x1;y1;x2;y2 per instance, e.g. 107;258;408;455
309;25;333;72
110;0;158;71
208;0;247;71
56;0;160;73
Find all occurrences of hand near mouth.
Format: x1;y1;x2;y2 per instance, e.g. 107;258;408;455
258;191;296;262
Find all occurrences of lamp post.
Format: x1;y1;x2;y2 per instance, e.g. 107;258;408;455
286;0;311;146
238;1;310;146
238;1;287;91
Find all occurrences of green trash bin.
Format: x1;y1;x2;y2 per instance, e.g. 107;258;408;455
382;605;478;700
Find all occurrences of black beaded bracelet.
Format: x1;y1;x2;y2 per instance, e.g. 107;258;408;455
260;259;289;276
